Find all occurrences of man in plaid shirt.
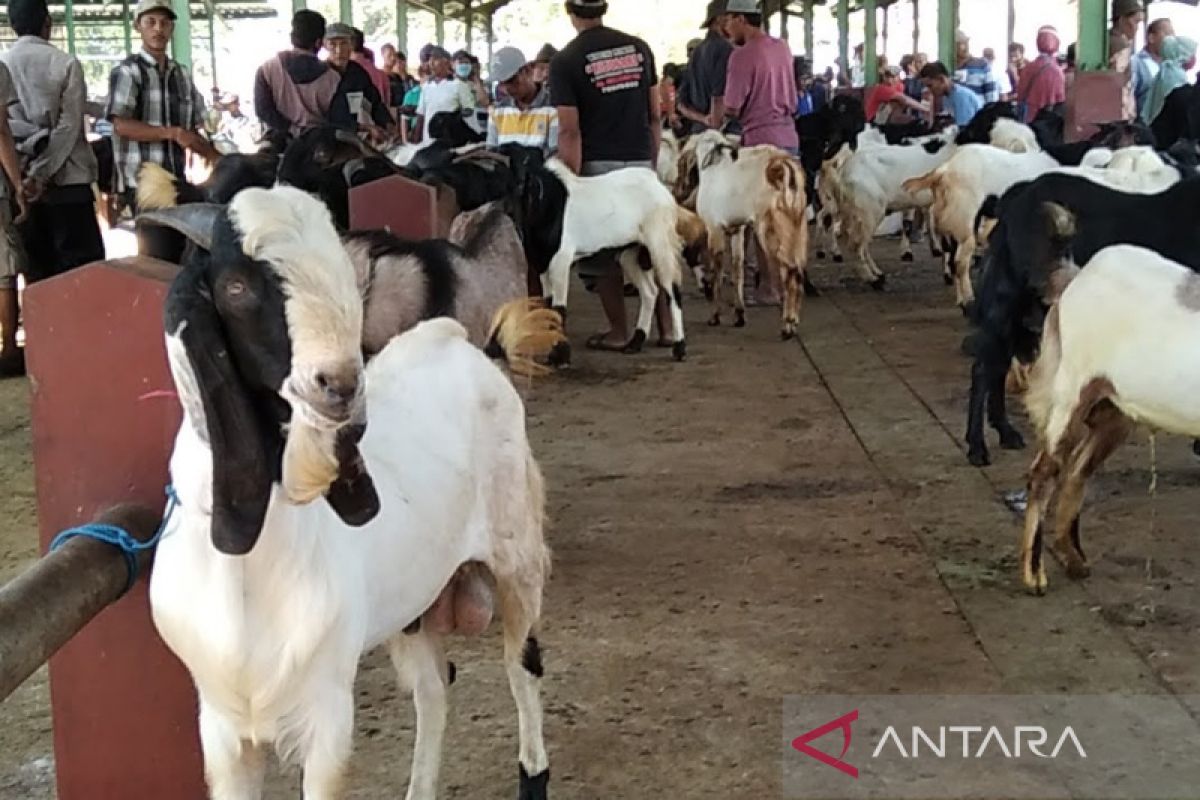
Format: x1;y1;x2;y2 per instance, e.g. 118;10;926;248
104;0;218;210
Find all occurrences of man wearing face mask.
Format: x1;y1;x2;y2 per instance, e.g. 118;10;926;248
412;45;473;144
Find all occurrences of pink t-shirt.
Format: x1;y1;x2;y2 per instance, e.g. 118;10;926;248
725;33;799;149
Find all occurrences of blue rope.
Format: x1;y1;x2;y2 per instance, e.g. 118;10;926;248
49;485;180;596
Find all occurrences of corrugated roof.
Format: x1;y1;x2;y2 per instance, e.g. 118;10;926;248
0;1;278;24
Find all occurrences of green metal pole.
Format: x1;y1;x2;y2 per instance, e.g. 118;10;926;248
122;0;133;54
912;0;919;57
780;7;789;41
208;10;217;88
1077;0;1107;71
435;0;445;46
937;0;956;67
804;0;814;55
464;0;473;52
485;12;494;64
292;0;305;11
865;0;878;85
171;0;192;68
64;0;77;55
837;0;849;84
340;0;353;24
397;0;409;53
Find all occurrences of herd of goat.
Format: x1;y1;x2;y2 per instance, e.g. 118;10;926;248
129;91;1200;796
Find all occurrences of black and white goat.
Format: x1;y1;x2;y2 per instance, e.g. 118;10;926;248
147;186;552;799
964;174;1200;467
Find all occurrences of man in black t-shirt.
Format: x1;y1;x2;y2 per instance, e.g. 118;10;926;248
549;0;667;353
679;0;735;135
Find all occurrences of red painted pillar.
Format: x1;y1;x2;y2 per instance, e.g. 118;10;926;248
23;258;207;799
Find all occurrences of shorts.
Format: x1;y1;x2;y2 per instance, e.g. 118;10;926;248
0;200;26;290
576;159;654;288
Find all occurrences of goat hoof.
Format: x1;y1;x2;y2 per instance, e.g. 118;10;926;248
1064;560;1091;581
551;305;567;324
734;310;747;328
870;276;887;292
780;329;796;341
832;254;845;264
672;341;687;362
803;278;821;298
702;281;715;302
447;660;457;686
943;272;954;286
622;330;647;354
816;249;827;260
999;428;1026;450
901;252;915;263
547;341;572;368
519;765;551;800
708;314;721;327
967;447;991;468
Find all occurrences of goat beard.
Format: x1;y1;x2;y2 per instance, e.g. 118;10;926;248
280;401;362;505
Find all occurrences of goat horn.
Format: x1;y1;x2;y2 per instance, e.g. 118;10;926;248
137;204;221;251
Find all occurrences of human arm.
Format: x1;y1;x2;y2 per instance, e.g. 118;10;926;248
364;80;394;131
648;82;662;169
556;106;581;174
0;113;28;223
27;59;87;186
723;50;747;122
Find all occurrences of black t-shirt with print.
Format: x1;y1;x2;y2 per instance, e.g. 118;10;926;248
549;25;657;163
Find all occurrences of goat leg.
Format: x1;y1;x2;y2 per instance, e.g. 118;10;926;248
966;358;994;467
988;369;1026;451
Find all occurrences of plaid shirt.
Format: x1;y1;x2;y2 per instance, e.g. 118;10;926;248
104;50;206;193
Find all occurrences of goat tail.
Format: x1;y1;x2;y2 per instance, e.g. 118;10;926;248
484;298;567;378
675;206;708;250
137;162;181;210
765;155;806;211
1035;202;1083;302
901;169;941;197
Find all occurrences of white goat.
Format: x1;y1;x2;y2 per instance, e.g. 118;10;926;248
657;129;681;188
831;128;958;289
541;158;687;361
693;130;810;339
149;186;551;800
1020;244;1200;594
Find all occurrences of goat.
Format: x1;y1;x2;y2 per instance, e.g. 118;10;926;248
693;131;809;339
1020;240;1200;594
964;174;1200;467
148;185;552;800
954;102;1019;146
830;128;957;289
658;129;681;188
277;126;403;229
519;158;688;362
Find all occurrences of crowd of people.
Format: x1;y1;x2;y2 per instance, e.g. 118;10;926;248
0;0;1196;376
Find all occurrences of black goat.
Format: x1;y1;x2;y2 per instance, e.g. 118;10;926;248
797;94;866;208
277;126;401;229
954;102;1018;145
1153;84;1200;150
966;174;1200;466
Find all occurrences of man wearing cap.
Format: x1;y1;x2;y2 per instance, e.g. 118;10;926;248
487;47;558;156
2;0;103;282
104;0;218;211
954;31;998;104
678;0;733;133
254;9;342;149
550;0;669;353
324;22;394;143
412;45;473;144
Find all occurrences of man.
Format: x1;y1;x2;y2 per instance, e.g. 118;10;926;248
1109;0;1145;120
532;44;558;87
0;61;28;376
350;27;393;112
1008;42;1027;94
324;23;394;142
954;31;998;104
3;0;103;283
866;66;928;124
1133;18;1174;117
254;9;341;148
549;0;664;353
381;44;416;108
678;0;733;133
982;47;1014;101
921;60;982;126
724;0;798;153
487;46;558;156
105;0;218;210
1015;26;1066;123
412;45;473;144
904;52;929;100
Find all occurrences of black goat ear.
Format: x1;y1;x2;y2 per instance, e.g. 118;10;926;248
166;268;275;555
324;423;381;527
138;204;222;251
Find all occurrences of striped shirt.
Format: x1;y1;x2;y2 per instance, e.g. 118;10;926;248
104;50;206;193
486;85;558;155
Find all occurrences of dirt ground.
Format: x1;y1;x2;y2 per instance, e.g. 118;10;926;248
2;240;1200;798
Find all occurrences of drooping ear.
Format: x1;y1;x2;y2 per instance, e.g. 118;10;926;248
324;422;381;527
165;267;275;555
138;204;222;251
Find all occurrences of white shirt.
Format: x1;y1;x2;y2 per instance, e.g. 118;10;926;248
415;77;473;142
990;61;1013;96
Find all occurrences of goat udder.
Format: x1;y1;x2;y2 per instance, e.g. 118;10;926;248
422;563;496;636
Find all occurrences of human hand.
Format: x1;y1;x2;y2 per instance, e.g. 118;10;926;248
12;191;29;225
21;177;44;204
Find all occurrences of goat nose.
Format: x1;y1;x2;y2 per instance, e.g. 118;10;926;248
316;370;359;405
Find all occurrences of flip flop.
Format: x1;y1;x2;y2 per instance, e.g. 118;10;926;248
585;333;628;352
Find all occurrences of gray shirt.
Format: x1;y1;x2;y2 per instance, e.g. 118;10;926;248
1;36;97;188
0;62;11;199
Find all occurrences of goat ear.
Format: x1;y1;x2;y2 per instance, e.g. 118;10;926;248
138;204;222;251
166;269;275;555
324;422;381;527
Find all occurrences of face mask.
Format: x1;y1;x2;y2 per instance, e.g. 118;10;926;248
455;64;472;79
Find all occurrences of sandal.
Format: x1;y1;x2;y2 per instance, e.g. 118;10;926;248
585;333;628;352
